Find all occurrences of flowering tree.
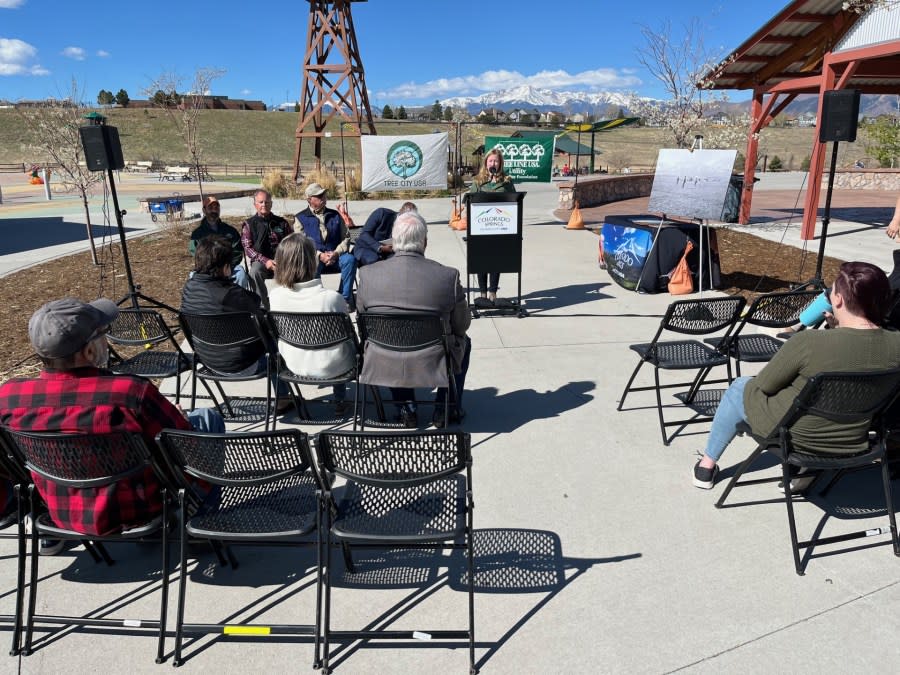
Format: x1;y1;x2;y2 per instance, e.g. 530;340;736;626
17;81;104;264
144;67;225;200
629;19;729;149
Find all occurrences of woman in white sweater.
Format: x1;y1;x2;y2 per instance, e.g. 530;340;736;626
267;233;355;414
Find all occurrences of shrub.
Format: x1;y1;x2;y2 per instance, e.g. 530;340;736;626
768;155;783;171
300;168;338;199
800;155;811;171
262;169;291;197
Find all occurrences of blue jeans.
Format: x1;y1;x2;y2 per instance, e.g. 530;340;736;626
704;376;750;462
317;253;357;305
232;264;249;290
187;407;226;433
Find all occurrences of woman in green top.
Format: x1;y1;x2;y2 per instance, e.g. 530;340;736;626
469;148;516;305
693;261;900;490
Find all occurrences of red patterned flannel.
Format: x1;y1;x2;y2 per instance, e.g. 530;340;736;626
0;366;191;536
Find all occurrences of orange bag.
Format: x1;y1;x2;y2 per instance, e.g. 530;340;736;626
668;241;695;295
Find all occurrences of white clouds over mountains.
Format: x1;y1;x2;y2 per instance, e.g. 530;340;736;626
375;67;641;101
0;38;47;76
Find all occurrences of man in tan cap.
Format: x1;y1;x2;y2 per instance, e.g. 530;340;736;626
189;195;248;288
295;183;357;310
0;297;224;553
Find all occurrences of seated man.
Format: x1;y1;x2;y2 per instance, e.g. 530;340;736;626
189;195;248;289
357;210;471;428
240;189;293;308
0;297;224;552
295;183;357;310
692;261;900;490
352;201;417;267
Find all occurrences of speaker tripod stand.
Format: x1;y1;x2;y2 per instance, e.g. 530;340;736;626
104;164;177;313
794;139;839;294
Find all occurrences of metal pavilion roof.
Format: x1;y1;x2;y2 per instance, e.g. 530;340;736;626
702;0;900;95
699;0;900;238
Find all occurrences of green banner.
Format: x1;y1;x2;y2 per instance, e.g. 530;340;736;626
485;136;554;183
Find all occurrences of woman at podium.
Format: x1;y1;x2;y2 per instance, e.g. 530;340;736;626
469;148;516;307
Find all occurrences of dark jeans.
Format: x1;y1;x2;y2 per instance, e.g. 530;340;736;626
477;272;500;294
391;336;472;411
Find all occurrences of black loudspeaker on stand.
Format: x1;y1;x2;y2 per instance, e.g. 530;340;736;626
78;125;125;171
79;119;175;311
799;89;861;290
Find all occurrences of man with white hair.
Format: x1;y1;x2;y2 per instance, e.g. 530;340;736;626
357;211;471;428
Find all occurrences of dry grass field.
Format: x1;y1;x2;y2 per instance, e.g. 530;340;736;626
1;108;862;176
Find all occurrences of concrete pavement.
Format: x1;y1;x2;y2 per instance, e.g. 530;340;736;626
2;174;900;673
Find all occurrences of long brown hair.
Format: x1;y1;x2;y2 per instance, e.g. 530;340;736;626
474;147;510;186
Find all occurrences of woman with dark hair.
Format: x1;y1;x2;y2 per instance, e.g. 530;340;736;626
182;235;290;410
692;261;900;490
468;147;516;307
267;233;354;415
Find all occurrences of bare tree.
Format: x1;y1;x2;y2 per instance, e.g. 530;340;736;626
17;80;104;264
143;67;225;200
629;19;725;149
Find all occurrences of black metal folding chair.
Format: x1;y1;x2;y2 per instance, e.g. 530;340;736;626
0;434;32;656
179;311;276;430
267;311;361;427
1;428;178;662
107;307;208;406
705;289;820;378
714;369;900;575
155;428;327;668
356;312;457;430
315;430;476;675
617;296;746;445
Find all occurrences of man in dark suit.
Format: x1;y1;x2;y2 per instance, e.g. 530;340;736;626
357;211;471;428
353;201;417;267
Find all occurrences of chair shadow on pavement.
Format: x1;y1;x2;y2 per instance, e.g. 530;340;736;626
462;381;595;435
325;527;640;672
0;217;135;256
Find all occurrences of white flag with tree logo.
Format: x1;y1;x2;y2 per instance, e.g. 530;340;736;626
361;133;448;192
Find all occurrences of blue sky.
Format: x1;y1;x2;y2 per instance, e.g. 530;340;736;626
0;0;789;107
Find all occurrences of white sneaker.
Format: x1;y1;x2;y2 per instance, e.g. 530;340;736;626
779;467;816;494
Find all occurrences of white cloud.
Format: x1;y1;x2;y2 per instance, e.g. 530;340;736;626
376;67;642;100
0;37;47;76
0;1;26;9
96;49;110;58
240;88;251;96
61;46;86;61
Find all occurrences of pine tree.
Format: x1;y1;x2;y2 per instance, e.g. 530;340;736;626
114;89;130;107
398;105;407;120
382;104;394;119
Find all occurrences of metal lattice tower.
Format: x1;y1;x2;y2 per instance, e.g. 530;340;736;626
292;0;376;181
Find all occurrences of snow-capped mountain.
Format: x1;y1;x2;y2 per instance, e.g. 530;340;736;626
439;85;895;118
439;85;634;114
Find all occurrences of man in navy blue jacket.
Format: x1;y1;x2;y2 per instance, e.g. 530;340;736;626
295;183;357;309
353;202;418;267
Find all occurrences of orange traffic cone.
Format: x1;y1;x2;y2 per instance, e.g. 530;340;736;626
566;202;585;230
450;198;467;230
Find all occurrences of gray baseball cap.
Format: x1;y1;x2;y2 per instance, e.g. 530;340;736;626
28;297;119;359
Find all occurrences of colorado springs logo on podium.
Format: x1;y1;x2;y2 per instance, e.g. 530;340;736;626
470;205;516;236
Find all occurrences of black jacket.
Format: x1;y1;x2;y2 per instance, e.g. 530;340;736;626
181;274;265;373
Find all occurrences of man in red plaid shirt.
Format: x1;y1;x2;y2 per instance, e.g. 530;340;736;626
0;297;224;553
